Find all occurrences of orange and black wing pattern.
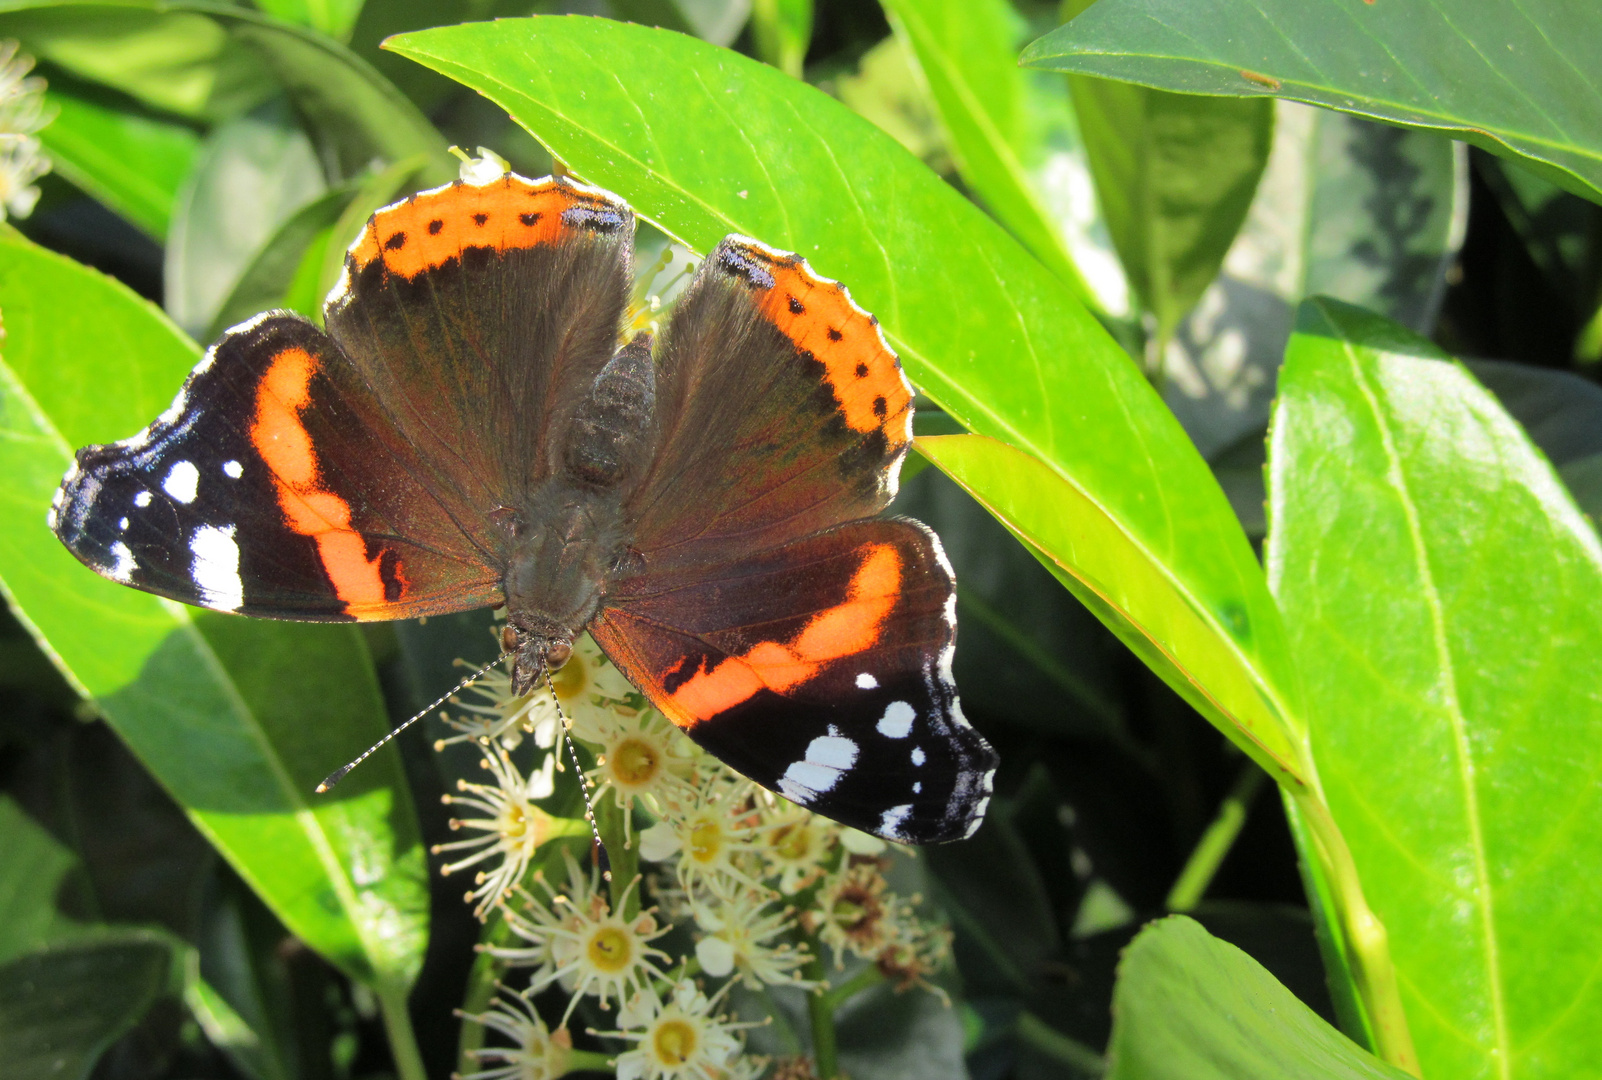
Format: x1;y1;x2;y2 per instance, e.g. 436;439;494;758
593;518;995;843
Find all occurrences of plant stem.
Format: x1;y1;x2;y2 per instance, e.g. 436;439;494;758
456;915;516;1072
1015;1012;1104;1075
376;985;427;1080
821;963;884;1014
1293;790;1420;1077
1166;761;1266;911
569;1049;614;1071
803;957;838;1079
597;786;638;919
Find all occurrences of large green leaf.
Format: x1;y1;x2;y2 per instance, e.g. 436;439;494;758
1019;0;1602;206
386;16;1311;787
881;0;1092;301
1068;72;1272;348
918;434;1301;782
36;78;201;238
0;794;81;965
0;2;452;187
1168;104;1467;461
1265;298;1602;1080
164;99;326;339
1107;916;1410;1080
0;2;273;120
0;239;428;992
0;935;173;1080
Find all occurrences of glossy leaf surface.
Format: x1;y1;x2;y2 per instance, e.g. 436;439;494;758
387;15;1310;786
1266;298;1602;1080
1020;0;1602;205
0;239;429;991
37;79;201;238
1069;73;1272;343
882;0;1091;299
1107;916;1409;1080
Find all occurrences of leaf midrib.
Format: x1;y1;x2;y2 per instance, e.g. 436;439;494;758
1338;322;1510;1078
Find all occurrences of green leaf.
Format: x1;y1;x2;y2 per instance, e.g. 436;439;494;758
0;239;429;992
750;0;810;77
205;183;354;340
0;935;173;1080
1020;0;1602;206
251;0;366;41
36;78;201;238
385;16;1311;786
1107;916;1411;1080
1;2;452;187
1166;104;1467;460
0;3;274;120
918;433;1303;784
0;795;80;965
881;0;1094;301
164;99;326;339
1266;298;1602;1080
1068;73;1272;346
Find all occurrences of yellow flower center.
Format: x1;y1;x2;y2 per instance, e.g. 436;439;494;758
652;1018;698;1066
771;822;813;861
499;801;531;839
586;925;633;973
551;655;588;701
689;818;724;863
611;737;661;787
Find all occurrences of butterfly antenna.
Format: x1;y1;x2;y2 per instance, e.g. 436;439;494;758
547;662;610;881
315;652;509;793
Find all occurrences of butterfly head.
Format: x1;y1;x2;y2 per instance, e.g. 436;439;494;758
502;621;573;696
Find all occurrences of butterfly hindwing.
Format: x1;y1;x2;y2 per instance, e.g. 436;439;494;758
593;517;996;842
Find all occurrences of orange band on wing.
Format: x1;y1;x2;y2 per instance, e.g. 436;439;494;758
740;246;911;448
249;347;397;611
664;543;901;727
348;176;621;280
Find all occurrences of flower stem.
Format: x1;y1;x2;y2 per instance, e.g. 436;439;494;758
1014;1012;1104;1075
821;963;884;1014
803;957;839;1079
597;797;638;919
568;1048;614;1071
376;985;427;1080
1165;760;1266;911
1293;790;1420;1076
456;915;516;1072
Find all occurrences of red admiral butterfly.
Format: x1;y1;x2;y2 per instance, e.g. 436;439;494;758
49;171;996;843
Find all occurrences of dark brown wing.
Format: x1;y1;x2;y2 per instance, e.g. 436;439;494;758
625;237;913;570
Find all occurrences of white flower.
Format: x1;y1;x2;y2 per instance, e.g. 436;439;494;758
547;633;641;745
436;659;553;752
433;740;586;918
690;886;814;990
457;987;573;1080
586;706;697;840
0;42;50;221
490;850;671;1026
754;806;838;895
602;981;755;1080
636;772;768;895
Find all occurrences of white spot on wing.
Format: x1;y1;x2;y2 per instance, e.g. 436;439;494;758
856;672;878;690
781;763;840;796
163;461;199;504
964;796;992;838
938;643;956;685
777;777;815;805
190;524;243;611
911;747;926;766
879;804;913;838
913;781;922;794
223;460;243;479
781;729;862;798
106;541;136;583
134;491;152;508
877;701;916;739
118;517;129;531
806;732;859;771
45;505;57;530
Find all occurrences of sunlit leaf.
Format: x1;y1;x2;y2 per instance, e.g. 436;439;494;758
1267;298;1602;1080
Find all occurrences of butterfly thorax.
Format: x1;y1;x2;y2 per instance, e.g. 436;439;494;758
504;331;657;694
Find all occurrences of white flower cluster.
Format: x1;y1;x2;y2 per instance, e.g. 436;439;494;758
437;633;953;1080
0;43;49;221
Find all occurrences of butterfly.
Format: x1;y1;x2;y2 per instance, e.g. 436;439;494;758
48;170;997;843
